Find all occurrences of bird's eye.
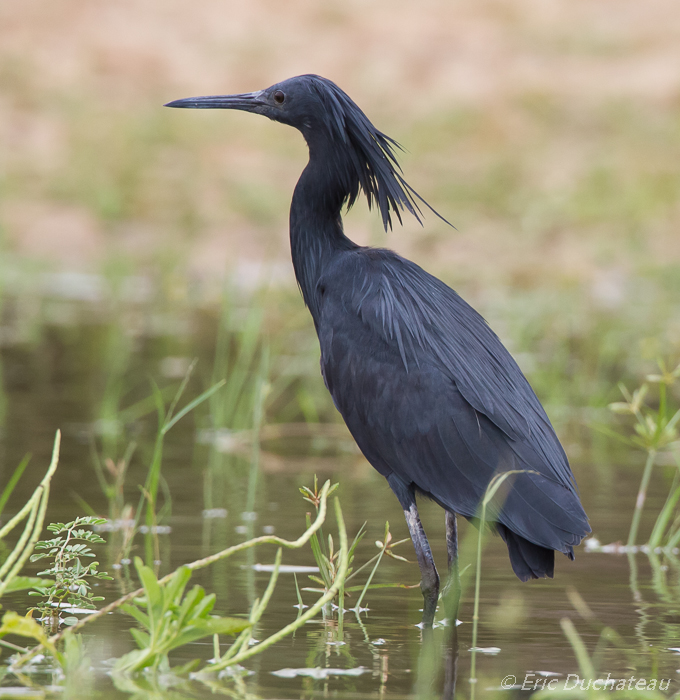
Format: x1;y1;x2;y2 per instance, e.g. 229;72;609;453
273;90;285;105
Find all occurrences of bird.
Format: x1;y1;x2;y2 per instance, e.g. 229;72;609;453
166;75;590;625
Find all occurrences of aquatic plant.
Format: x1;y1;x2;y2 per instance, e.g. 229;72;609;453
299;477;410;620
7;480;346;683
87;360;227;567
28;516;113;634
606;360;680;548
114;557;249;674
0;433;61;600
531;589;668;699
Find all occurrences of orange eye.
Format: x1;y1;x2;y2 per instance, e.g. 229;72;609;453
273;90;285;104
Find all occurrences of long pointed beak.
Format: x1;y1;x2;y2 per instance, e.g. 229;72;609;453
164;91;265;111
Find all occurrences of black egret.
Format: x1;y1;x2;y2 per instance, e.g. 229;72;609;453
166;75;590;624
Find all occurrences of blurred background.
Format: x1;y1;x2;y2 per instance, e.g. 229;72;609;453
3;0;679;285
0;0;679;492
1;0;679;485
2;0;680;325
0;1;679;695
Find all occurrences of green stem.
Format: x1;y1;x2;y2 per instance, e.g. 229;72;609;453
648;476;680;549
354;523;391;610
250;548;282;623
665;522;680;551
10;485;51;588
0;639;29;653
560;618;595;679
468;470;525;699
628;449;656;548
0;495;39;583
469;497;485;700
0;432;60;597
207;498;349;672
0;432;60;542
0;495;37;544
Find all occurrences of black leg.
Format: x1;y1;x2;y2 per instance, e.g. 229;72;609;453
444;510;461;619
387;475;440;627
403;502;440;627
445;510;458;569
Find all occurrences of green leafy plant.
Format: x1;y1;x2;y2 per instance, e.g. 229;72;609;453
198;495;350;678
300;477;409;617
13;481;340;671
29;516;113;633
0;611;61;661
300;479;344;595
112;488;351;681
114;557;249;674
606;360;680;548
3;476;351;696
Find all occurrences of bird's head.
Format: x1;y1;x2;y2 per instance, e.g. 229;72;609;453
166;76;314;127
166;74;449;231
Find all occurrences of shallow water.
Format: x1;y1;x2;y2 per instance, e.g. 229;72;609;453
0;289;679;698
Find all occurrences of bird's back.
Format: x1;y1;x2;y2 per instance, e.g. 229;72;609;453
315;245;590;574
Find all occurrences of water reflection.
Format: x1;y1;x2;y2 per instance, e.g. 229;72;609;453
413;626;459;700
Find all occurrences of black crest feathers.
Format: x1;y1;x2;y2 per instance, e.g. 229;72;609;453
304;75;450;232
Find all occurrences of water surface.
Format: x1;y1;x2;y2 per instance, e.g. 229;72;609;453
0;286;678;698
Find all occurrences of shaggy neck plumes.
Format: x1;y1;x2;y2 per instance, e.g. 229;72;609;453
287;93;447;321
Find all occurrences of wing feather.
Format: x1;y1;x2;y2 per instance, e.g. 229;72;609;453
317;247;589;551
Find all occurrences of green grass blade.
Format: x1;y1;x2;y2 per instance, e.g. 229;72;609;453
0;454;31;517
649;482;680;549
354;522;389;610
628;449;656;547
164;358;198;425
560;617;596;679
162;380;226;435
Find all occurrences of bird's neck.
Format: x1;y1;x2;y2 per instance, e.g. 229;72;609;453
289;153;357;318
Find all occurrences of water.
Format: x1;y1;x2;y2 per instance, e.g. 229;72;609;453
0;285;679;698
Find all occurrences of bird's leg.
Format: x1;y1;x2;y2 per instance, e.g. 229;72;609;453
403;503;439;627
446;510;458;569
444;511;461;620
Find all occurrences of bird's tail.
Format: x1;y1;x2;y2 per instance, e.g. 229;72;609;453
497;524;570;581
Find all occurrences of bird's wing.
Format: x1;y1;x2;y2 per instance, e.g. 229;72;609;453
316;248;589;546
